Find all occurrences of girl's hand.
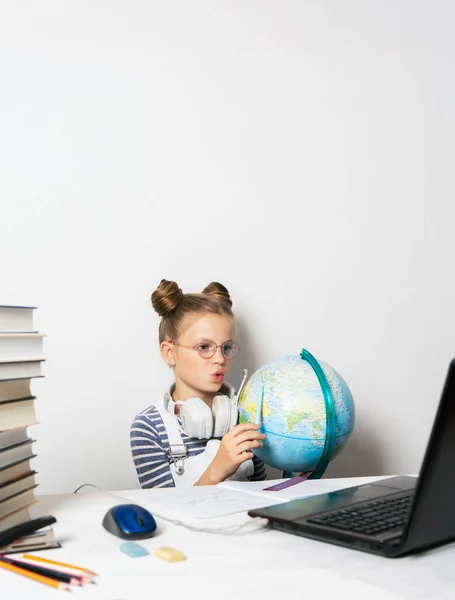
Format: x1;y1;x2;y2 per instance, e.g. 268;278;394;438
196;423;266;486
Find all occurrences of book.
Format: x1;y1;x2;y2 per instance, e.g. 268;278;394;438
0;458;35;487
0;360;44;381
0;427;30;450
0;440;35;470
0;504;36;535
0;334;45;362
0;398;37;431
0;305;56;550
0;471;37;503
0;487;38;519
0;306;36;333
0;378;42;403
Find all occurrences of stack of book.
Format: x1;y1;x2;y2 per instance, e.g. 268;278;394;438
0;305;58;553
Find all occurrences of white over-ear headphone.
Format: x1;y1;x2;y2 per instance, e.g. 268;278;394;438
164;370;248;440
168;395;237;439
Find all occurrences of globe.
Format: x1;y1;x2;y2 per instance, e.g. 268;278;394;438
238;349;355;477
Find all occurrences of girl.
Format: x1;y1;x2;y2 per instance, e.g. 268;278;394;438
130;279;267;488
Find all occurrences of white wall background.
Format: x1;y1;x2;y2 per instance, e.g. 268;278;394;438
1;1;454;494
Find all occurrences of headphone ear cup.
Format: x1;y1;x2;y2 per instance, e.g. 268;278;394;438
229;402;239;430
179;399;214;439
212;395;237;438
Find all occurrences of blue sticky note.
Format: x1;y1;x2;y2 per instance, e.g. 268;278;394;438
120;542;149;557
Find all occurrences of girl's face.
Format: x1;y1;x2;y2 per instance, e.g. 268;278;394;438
165;313;235;403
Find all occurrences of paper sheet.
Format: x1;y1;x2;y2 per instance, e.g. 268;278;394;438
128;486;285;519
125;476;393;520
218;475;392;501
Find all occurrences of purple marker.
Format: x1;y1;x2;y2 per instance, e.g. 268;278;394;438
263;476;308;491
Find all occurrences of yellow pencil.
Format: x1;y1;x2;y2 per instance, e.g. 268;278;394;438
22;554;98;577
0;559;71;591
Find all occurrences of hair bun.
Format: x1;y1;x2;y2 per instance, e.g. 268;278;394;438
151;279;183;317
202;282;233;307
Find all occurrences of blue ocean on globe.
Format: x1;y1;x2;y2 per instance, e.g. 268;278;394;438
238;353;355;474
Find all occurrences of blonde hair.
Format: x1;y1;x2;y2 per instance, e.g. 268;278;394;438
151;279;234;343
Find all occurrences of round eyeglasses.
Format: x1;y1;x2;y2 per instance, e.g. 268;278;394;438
169;340;240;359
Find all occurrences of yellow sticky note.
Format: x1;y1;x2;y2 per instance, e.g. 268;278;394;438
155;546;186;563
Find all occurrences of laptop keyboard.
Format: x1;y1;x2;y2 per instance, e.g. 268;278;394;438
307;492;413;537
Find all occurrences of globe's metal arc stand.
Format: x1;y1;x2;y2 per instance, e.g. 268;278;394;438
282;348;336;480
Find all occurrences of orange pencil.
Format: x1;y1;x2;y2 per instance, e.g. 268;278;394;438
0;559;71;591
22;554;98;577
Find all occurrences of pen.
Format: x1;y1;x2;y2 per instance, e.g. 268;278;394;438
0;558;71;591
0;555;83;586
22;553;98;576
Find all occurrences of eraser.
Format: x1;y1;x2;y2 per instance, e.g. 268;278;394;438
155;546;186;563
120;542;149;557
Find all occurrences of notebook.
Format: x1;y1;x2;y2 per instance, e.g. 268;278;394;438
249;359;455;558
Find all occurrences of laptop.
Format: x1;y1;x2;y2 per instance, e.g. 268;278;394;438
248;359;455;558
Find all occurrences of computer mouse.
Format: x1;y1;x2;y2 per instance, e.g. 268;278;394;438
102;504;157;540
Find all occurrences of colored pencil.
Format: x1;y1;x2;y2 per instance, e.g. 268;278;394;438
0;555;82;586
17;557;94;584
22;553;98;576
0;559;71;591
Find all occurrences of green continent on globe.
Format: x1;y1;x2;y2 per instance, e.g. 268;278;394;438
238;354;355;474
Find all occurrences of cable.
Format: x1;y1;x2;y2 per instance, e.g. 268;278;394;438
73;483;270;536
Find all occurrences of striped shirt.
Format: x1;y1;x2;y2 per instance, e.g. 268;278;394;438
130;404;267;488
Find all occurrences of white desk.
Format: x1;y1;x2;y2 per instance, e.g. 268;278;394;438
1;476;455;600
